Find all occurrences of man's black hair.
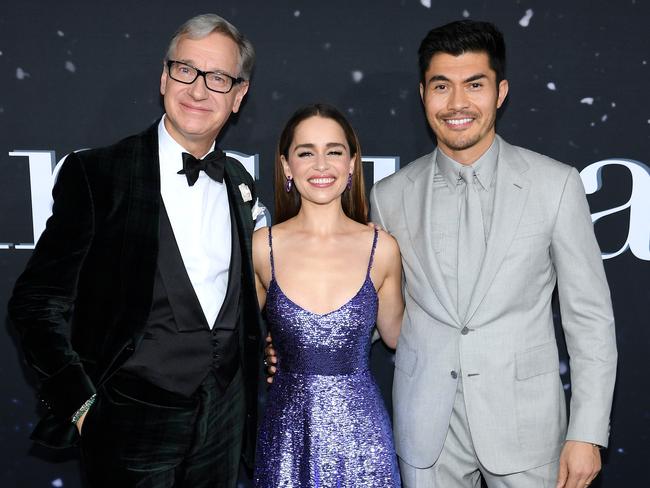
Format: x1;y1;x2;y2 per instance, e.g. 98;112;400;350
418;20;506;84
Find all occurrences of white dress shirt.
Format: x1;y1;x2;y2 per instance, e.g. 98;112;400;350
158;117;231;328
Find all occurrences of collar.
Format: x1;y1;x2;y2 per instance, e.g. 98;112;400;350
435;138;499;191
158;115;216;177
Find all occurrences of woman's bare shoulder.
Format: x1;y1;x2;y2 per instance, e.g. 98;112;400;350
252;226;270;248
373;228;401;266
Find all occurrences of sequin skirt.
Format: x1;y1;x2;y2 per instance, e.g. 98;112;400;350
254;369;401;487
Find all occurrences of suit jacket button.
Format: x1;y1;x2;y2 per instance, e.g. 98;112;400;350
450;370;458;379
461;327;470;335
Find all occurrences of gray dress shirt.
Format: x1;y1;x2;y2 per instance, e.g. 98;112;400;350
432;139;499;308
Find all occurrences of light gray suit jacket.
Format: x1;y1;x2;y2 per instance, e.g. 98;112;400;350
370;136;617;474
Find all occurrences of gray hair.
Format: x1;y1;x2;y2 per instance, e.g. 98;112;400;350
165;13;255;80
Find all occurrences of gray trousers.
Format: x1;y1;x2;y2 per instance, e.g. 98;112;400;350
400;376;559;488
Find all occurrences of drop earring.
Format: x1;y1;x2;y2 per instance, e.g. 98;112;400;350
285;176;293;192
346;173;352;191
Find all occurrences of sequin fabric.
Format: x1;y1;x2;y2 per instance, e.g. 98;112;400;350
254;227;400;487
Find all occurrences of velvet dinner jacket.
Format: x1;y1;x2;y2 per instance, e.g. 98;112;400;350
8;122;264;462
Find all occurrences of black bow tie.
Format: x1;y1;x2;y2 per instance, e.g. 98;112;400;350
178;150;227;186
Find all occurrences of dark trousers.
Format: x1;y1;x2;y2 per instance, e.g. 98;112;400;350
80;368;245;488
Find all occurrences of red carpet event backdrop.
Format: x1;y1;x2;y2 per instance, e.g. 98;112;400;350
1;1;648;486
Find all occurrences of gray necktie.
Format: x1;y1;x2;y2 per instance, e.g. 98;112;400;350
457;165;486;321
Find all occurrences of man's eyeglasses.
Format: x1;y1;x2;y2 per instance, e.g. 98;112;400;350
166;60;244;94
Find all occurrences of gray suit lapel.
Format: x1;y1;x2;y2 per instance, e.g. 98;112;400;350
404;151;461;326
465;137;530;324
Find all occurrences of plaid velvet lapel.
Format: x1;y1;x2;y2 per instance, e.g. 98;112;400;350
222;157;264;468
117;124;160;333
223;158;255;259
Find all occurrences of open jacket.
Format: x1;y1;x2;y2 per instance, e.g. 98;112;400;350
8;122;265;466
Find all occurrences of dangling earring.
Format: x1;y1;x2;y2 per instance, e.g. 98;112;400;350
285;176;293;193
346;173;353;191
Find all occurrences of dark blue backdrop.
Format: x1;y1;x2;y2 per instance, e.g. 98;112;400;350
1;1;648;486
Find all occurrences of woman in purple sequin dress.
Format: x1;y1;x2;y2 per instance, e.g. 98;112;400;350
252;104;404;487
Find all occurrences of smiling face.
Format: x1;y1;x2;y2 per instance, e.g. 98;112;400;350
420;51;508;164
281;116;355;208
160;31;249;156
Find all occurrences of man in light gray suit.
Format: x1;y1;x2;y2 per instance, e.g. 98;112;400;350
370;20;617;488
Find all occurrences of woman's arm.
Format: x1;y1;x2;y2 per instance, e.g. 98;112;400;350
252;227;270;310
375;230;404;349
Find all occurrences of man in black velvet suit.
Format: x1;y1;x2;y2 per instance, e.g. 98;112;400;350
8;13;264;487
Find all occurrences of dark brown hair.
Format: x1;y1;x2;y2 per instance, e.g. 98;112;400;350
274;103;368;224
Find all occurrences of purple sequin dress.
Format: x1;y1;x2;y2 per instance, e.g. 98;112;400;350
254;227;400;487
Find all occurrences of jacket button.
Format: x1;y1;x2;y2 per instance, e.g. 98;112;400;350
450;370;458;379
461;327;470;335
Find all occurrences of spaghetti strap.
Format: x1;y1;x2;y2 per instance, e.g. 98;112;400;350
366;227;379;278
268;226;276;280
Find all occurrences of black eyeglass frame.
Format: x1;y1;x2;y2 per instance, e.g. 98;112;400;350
165;60;245;94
